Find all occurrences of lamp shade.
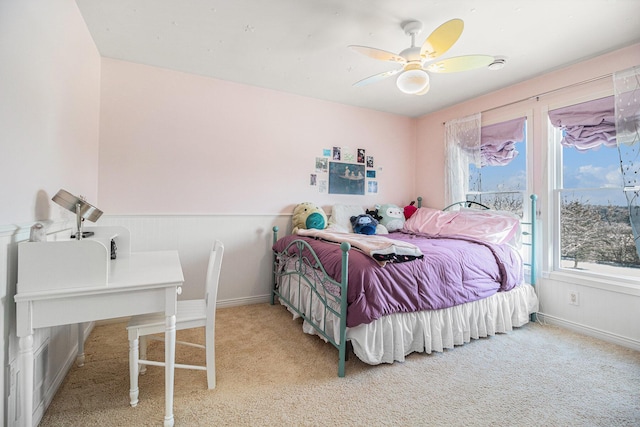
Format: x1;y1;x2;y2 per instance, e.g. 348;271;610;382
52;189;103;240
396;69;430;94
52;189;103;222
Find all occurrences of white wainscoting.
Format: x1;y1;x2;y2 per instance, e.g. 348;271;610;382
99;214;291;302
535;276;640;351
1;213;290;426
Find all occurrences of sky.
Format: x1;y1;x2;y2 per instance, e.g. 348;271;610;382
562;145;627;206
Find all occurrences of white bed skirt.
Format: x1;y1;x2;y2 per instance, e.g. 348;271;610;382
277;274;539;365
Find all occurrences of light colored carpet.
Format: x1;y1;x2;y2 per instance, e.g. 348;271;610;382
40;303;640;427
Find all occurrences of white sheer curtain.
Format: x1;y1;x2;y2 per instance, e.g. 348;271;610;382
614;65;640;256
444;113;481;206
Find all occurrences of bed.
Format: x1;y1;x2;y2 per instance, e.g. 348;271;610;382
271;195;539;377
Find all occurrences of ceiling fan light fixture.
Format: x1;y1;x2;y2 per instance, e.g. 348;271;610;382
351;18;487;95
416;83;431;96
396;69;430;94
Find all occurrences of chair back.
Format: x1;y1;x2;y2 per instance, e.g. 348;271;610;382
204;240;224;321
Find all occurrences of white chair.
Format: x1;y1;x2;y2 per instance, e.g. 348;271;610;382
127;240;224;406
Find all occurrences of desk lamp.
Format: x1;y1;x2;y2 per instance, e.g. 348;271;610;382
52;189;103;240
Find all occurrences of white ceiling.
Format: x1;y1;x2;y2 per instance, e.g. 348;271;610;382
76;0;640;118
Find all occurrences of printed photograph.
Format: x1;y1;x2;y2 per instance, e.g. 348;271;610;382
366;156;374;168
315;157;328;172
332;146;341;160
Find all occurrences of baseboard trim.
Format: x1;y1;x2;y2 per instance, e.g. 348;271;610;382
94;296;273;326
537;313;640;351
217;294;271;308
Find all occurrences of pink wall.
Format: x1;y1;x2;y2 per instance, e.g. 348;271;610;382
0;0;101;226
99;59;417;215
415;43;640;208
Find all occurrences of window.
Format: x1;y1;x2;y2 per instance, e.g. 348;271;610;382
549;96;640;279
467;117;528;217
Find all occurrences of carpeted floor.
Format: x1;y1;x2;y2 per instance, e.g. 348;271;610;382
40;303;640;426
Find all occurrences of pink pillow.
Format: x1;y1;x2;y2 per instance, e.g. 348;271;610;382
403;207;520;245
441;210;520;245
403;207;459;234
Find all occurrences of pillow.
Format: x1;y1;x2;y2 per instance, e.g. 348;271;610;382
403;207;458;234
328;204;365;233
441;209;521;246
403;206;521;246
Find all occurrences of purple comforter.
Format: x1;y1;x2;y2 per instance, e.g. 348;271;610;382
272;231;524;328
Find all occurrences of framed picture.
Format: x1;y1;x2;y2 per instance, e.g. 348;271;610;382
367;180;378;194
366;156;374;168
366;170;376;178
328;162;365;195
332;146;341;160
315;157;328;172
357;148;365;163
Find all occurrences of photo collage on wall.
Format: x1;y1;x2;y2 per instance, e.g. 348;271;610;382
310;146;378;195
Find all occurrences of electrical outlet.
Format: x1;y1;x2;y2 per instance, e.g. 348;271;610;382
569;291;580;306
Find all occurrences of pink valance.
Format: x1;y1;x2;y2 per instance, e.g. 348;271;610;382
548;96;616;151
480;117;525;166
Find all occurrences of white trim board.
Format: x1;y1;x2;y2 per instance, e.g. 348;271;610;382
536;313;640;351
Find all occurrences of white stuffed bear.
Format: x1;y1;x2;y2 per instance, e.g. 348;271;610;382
376;203;405;232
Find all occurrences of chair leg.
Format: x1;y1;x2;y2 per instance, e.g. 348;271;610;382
205;324;216;389
139;335;148;375
129;335;139;407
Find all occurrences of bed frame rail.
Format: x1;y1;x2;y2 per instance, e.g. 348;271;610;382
271;227;350;377
522;194;538;287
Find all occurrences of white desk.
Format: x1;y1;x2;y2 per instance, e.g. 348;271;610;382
15;250;184;427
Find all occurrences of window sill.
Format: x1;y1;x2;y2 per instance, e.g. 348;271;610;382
544;269;640;296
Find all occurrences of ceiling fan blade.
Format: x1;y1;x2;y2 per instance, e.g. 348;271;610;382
425;55;495;73
420;18;464;60
349;45;406;64
353;68;402;87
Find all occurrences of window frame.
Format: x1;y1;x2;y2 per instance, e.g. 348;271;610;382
545;92;640;292
466;111;534;222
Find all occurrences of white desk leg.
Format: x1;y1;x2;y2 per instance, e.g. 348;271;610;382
164;314;176;427
77;323;85;367
129;335;139;407
19;335;34;427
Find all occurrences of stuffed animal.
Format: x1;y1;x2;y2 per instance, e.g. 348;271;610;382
292;202;328;234
366;208;383;222
404;201;418;220
350;214;378;235
376;203;405;232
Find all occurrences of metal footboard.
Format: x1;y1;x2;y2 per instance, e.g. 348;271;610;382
271;226;350;377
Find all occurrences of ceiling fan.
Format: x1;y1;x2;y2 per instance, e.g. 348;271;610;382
349;19;501;96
